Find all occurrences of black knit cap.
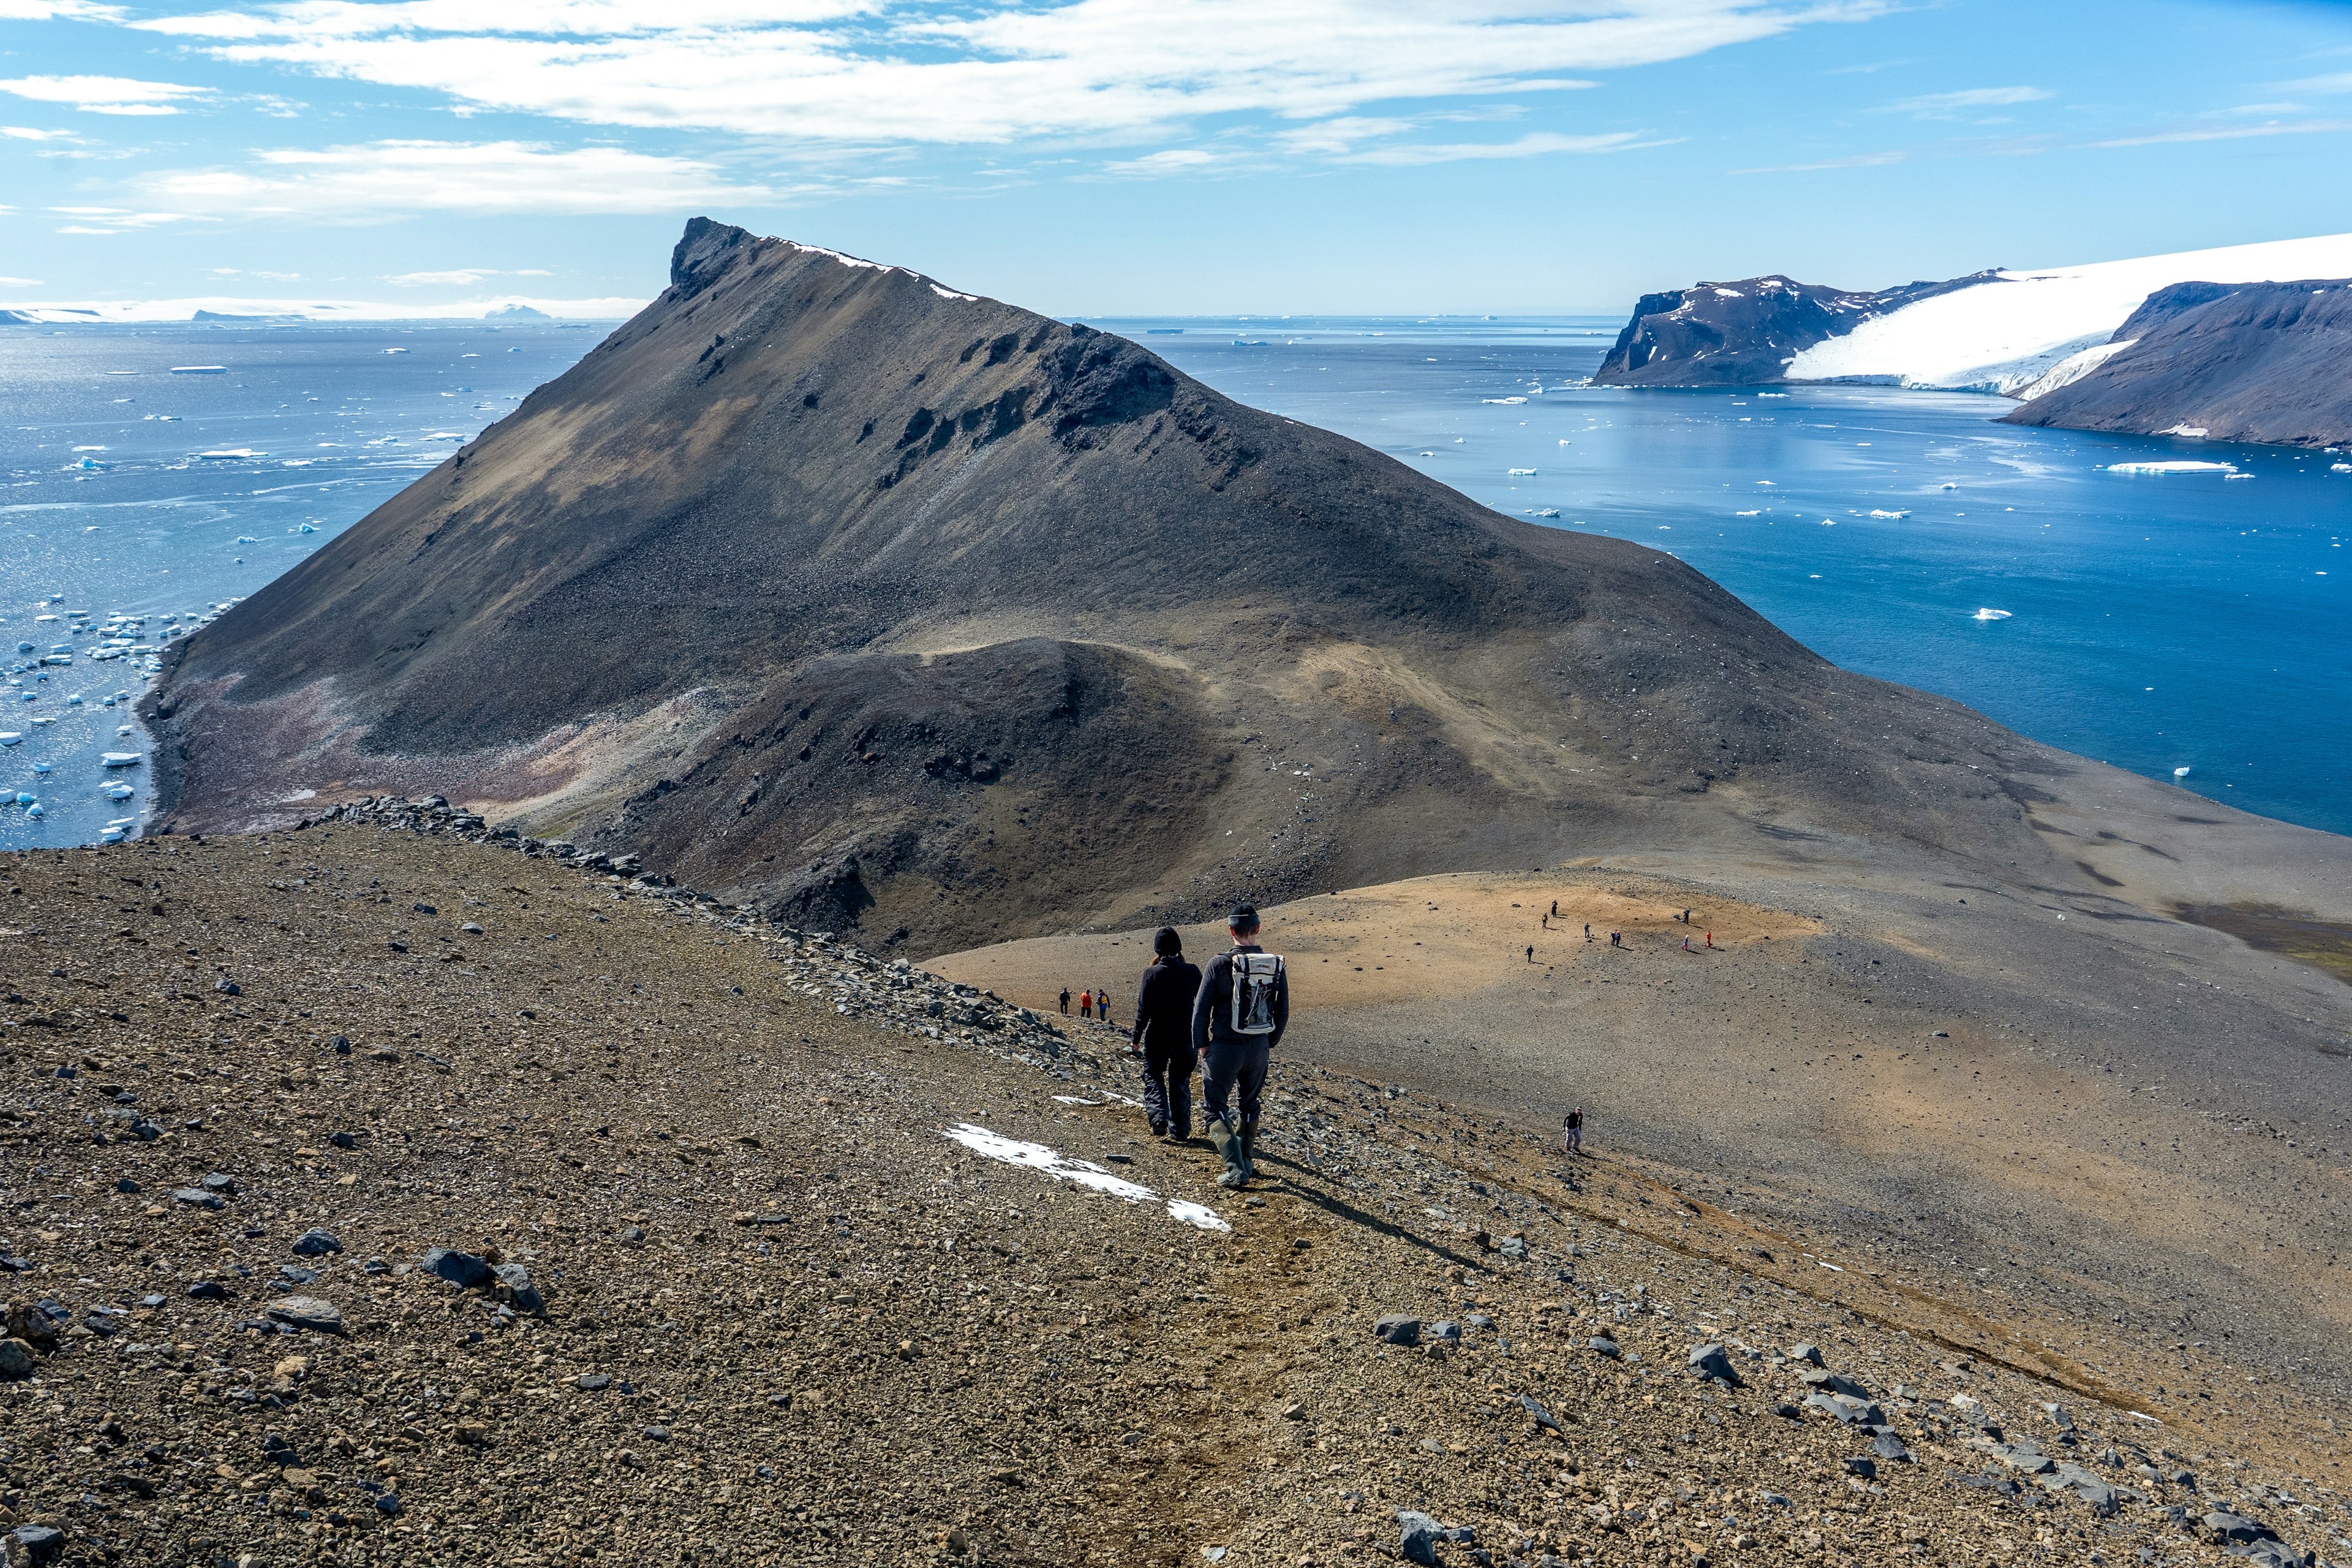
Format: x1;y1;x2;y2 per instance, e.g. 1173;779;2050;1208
1153;926;1183;956
1227;903;1259;931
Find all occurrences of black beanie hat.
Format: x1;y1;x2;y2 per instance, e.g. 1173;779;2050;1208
1153;926;1183;956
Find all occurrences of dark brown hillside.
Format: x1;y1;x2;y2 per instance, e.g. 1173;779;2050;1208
148;220;2083;952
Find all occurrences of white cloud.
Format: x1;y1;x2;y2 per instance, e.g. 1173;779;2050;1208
386;266;556;284
132;0;1890;145
1733;148;1906;173
2094;118;2352;149
3;126;78;140
1099;148;1220;176
0;74;210;114
50;205;197;231
1274;115;1423;156
0;1;124;17
2278;71;2352;96
1886;85;2049;121
134;138;780;217
0;276;42;285
1346;129;1666;164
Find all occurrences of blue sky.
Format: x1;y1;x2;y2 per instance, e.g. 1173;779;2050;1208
4;0;2351;315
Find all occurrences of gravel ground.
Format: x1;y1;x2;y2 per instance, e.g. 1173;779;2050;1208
0;805;2345;1568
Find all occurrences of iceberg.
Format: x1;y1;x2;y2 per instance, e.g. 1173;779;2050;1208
169;365;228;374
100;752;141;767
1970;608;2014;621
2103;460;2236;475
1507;467;1537;476
196;449;263;461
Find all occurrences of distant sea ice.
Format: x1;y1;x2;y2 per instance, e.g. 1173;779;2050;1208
1970;608;2014;622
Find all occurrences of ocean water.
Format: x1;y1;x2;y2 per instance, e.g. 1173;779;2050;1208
1;315;2343;850
0;322;598;850
1102;316;2351;839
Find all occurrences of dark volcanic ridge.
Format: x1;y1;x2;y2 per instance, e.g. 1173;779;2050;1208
1594;272;1994;388
138;220;2323;958
2003;277;2352;450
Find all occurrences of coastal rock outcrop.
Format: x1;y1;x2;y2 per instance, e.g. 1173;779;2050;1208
2002;277;2352;449
1593;272;1991;386
1600;233;2352;396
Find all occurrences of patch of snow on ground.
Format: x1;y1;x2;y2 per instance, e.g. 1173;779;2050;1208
945;1124;1153;1200
1785;232;2352;395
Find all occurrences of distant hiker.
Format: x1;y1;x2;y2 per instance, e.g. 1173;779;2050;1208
1541;913;1548;930
1079;989;1093;1020
1526;944;1536;963
1705;931;1714;949
1133;927;1203;1141
1192;902;1289;1190
1096;984;1114;1027
1682;936;1691;951
1058;987;1071;1016
1564;1107;1584;1155
1583;922;1592;942
1550;899;1559;918
1683;908;1693;924
1610;930;1621;948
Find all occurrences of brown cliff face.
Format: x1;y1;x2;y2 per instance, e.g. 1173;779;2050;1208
145;219;2071;953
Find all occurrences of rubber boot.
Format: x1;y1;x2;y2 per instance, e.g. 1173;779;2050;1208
1207;1116;1247;1188
1237;1120;1258;1184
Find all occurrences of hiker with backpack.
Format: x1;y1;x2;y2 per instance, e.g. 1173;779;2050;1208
1191;902;1289;1190
1132;928;1203;1141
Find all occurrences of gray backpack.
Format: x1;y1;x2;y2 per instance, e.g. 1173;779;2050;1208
1231;952;1284;1035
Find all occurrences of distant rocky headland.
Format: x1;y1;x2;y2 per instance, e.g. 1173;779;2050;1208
1595;233;2352;449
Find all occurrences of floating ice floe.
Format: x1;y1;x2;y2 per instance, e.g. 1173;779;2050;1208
1506;467;1537;476
1482;396;1527;405
103;782;134;800
1970;608;2013;622
99;827;124;844
1735;510;1761;517
100;752;141;767
2101;460;2235;475
1528;507;1561;518
196;449;263;461
2173;766;2192;778
1868;509;1911;519
169;365;228;375
0;734;18;747
943;1123;1230;1231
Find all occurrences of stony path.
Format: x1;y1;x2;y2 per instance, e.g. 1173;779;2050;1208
0;807;2343;1567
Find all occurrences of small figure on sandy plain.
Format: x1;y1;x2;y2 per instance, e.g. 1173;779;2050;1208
1564;1107;1584;1155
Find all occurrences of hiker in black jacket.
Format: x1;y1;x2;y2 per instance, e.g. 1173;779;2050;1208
1131;928;1202;1140
1189;903;1288;1189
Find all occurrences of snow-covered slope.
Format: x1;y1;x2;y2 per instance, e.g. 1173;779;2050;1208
1784;232;2352;394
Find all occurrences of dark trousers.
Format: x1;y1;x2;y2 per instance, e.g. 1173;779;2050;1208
1201;1038;1270;1130
1140;1043;1196;1138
